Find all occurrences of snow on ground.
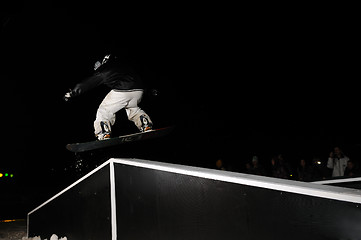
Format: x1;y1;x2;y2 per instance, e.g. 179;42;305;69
0;219;26;240
0;220;67;240
23;234;67;240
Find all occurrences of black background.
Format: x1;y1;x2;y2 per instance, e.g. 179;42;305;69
1;2;360;218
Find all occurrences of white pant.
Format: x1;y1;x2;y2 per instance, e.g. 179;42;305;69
94;90;152;136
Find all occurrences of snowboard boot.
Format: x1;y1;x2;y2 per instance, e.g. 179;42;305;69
140;114;153;132
97;121;111;140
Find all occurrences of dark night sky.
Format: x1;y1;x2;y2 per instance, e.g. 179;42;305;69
1;2;360;215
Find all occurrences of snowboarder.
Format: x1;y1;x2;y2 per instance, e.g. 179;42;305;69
64;54;153;140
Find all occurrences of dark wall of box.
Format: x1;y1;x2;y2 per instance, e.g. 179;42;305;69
114;163;361;240
328;180;361;190
28;165;112;239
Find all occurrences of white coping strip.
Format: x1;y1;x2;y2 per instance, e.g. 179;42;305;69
312;177;361;185
27;214;29;238
28;160;112;215
109;161;117;240
110;158;361;204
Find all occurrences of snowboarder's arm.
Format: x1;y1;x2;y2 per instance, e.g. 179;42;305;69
64;71;111;101
71;72;105;96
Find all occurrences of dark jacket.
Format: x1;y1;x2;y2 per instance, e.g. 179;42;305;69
72;59;144;96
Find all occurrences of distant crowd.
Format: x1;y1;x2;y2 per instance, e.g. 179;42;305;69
214;146;361;182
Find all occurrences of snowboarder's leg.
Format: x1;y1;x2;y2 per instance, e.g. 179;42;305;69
125;91;153;132
94;90;128;140
127;109;153;132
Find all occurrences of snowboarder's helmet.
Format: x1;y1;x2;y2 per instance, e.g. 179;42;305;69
102;54;112;64
94;54;116;71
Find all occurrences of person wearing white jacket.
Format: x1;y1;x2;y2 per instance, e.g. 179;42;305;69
327;146;349;177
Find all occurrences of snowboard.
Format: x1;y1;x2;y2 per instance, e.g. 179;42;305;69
66;126;174;153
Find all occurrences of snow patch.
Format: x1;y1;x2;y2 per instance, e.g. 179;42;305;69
23;234;67;240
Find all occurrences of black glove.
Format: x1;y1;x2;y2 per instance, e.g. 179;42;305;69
63;89;74;102
64;85;82;102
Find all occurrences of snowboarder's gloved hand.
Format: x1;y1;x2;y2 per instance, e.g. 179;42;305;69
64;85;82;102
63;89;74;102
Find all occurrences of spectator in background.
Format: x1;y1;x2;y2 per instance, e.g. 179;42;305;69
245;162;253;174
270;155;289;179
245;156;266;176
251;155;266;176
277;154;293;178
327;146;349;178
344;160;360;177
215;158;227;171
296;158;312;181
